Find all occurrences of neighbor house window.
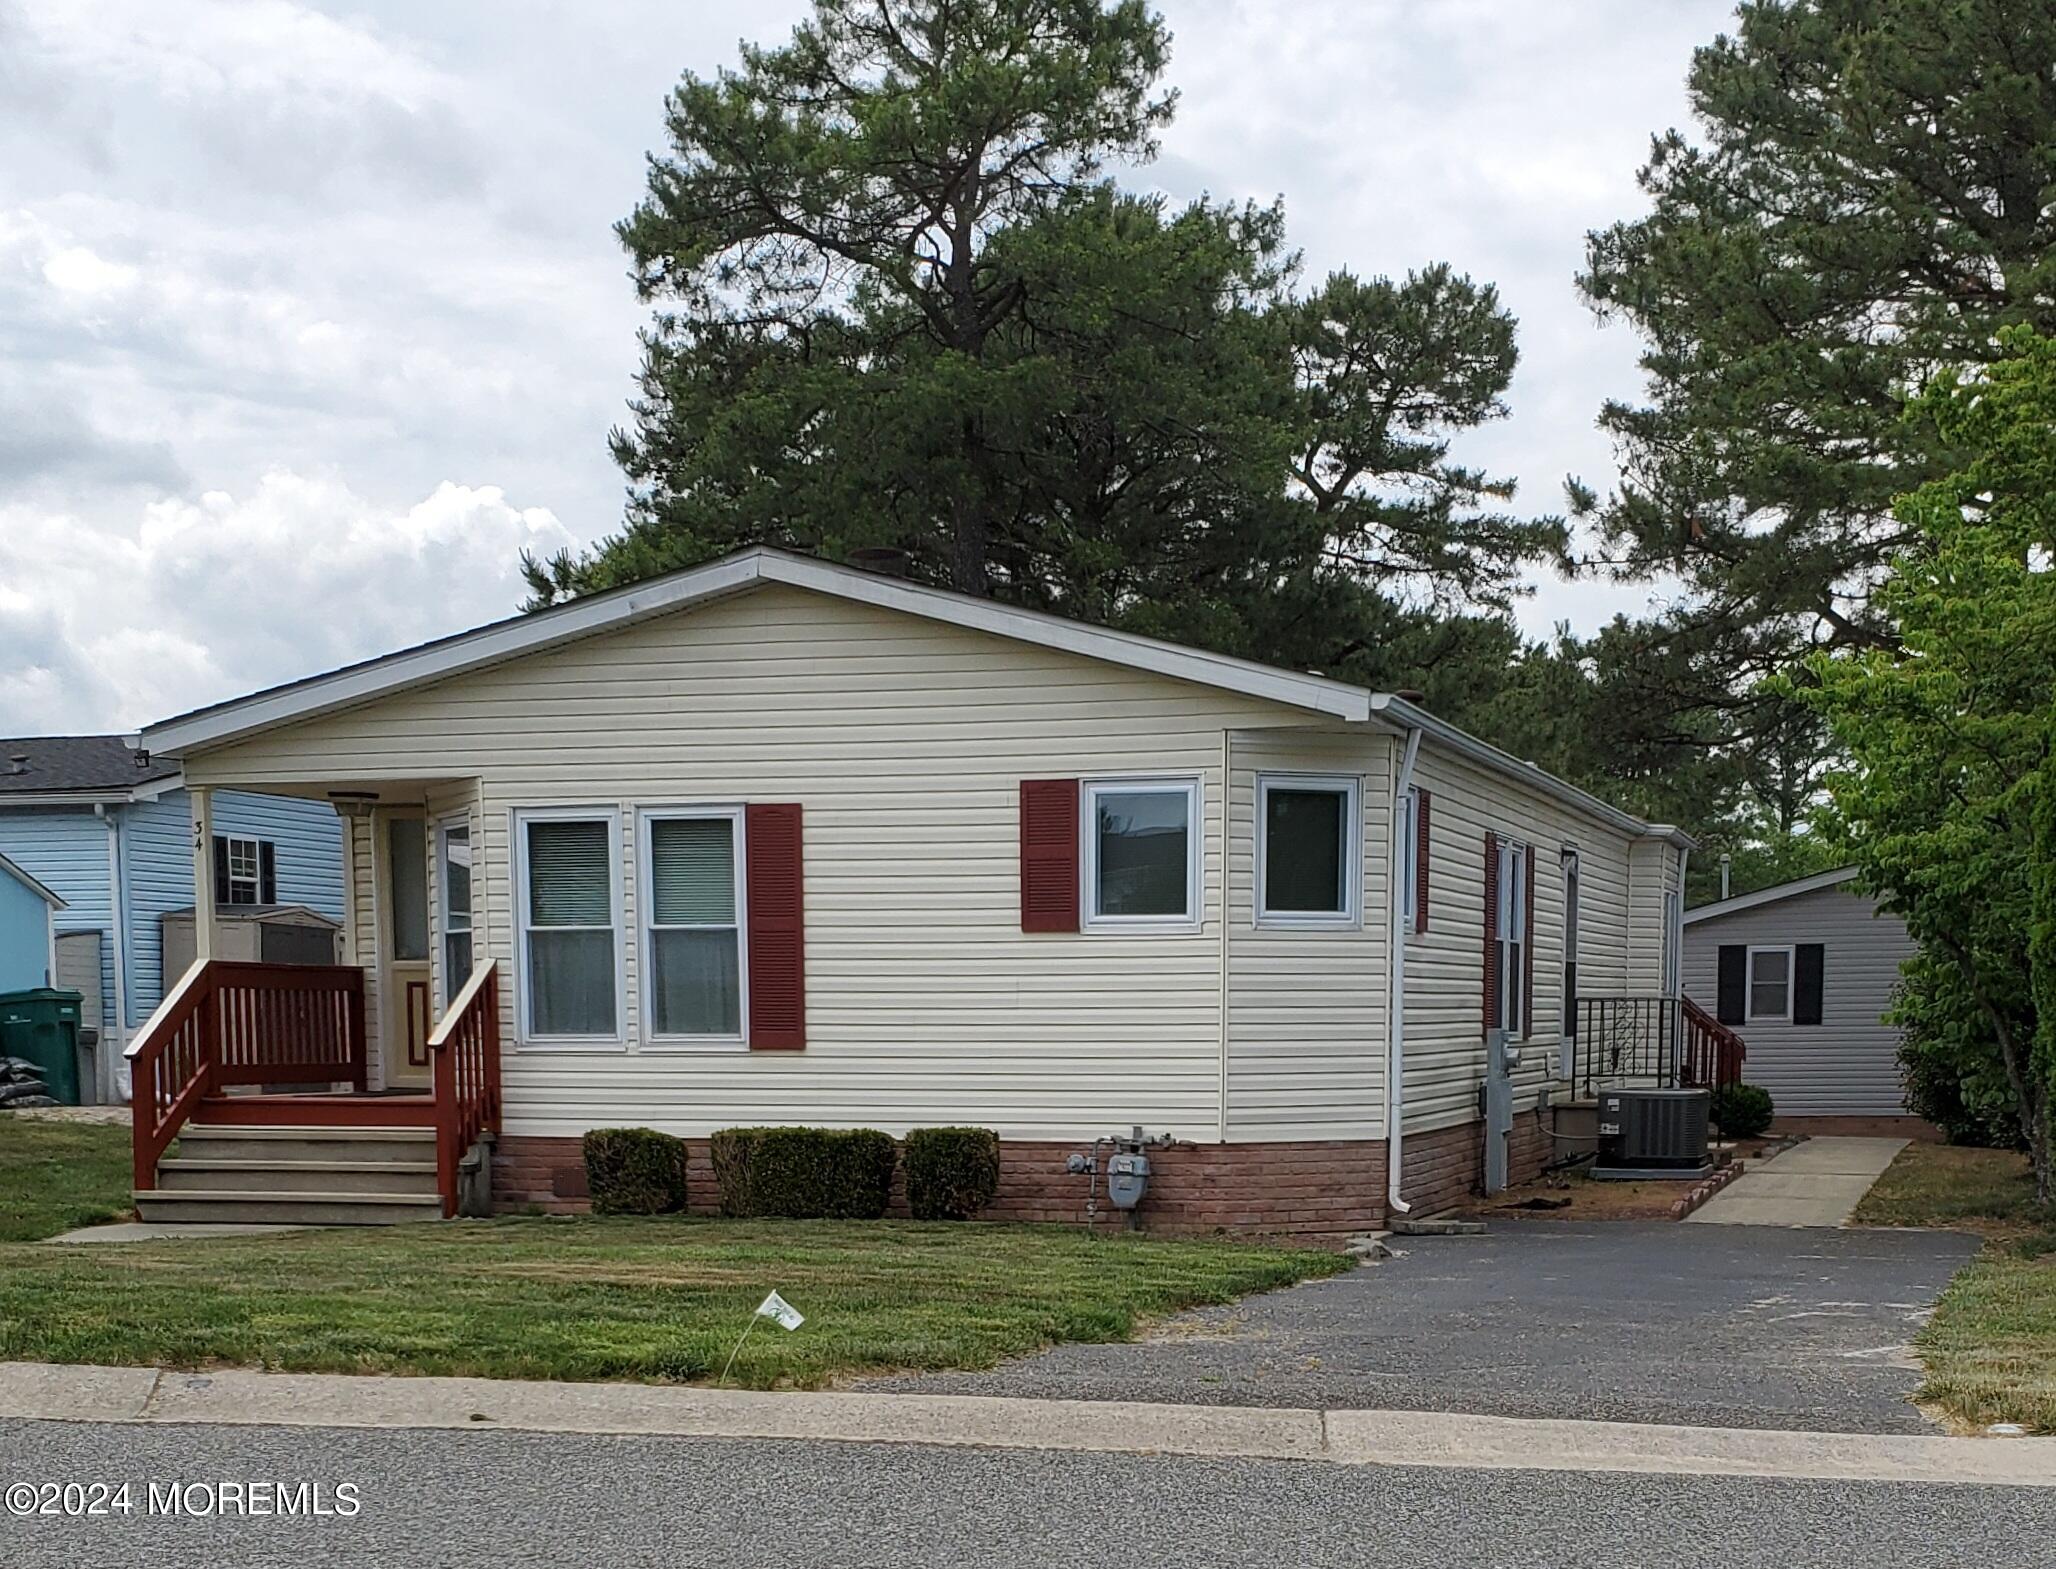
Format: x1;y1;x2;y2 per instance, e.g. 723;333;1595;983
1496;839;1528;1037
1256;774;1360;925
641;808;745;1041
1747;945;1792;1021
439;819;473;1002
516;810;621;1041
213;834;274;906
1083;778;1201;929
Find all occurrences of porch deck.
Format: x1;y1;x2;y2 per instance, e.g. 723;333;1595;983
127;957;502;1221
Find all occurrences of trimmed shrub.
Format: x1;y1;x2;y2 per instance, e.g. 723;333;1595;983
582;1127;689;1215
904;1127;1001;1220
710;1126;897;1219
1708;1083;1775;1140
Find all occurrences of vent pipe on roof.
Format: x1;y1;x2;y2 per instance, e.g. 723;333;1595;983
1394;688;1425;704
6;754;26;776
847;546;911;578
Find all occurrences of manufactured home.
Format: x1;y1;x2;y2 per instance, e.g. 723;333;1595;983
1683;867;1923;1132
128;548;1712;1232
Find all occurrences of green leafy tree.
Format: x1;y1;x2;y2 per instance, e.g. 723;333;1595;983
1579;0;2056;753
528;0;1565;702
1795;328;2056;1201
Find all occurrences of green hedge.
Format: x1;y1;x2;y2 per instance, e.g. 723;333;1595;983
710;1127;897;1219
1709;1083;1775;1140
904;1127;1001;1220
581;1128;689;1215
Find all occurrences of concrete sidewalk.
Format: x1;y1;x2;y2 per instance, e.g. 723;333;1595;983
1686;1136;1907;1228
1;1360;2050;1489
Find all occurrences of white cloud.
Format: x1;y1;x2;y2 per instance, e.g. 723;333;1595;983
0;0;1735;733
0;474;574;731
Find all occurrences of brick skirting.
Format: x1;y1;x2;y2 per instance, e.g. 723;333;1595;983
495;1115;1534;1237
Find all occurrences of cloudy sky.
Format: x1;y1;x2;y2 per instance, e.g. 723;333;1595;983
0;0;1736;735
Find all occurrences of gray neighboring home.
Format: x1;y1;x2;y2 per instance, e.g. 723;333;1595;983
1681;867;1919;1127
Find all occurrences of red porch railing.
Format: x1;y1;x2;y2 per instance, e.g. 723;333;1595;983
1680;995;1747;1091
128;960;368;1190
426;960;503;1218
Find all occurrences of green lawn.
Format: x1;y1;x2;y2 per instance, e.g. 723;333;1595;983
1854;1141;2056;1432
0;1115;134;1242
0;1115;1346;1387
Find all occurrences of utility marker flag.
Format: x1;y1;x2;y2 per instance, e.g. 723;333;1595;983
757;1291;805;1331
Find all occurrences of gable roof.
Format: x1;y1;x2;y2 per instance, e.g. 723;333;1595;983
0;851;65;908
1683;865;1862;925
0;734;180;802
137;546;1686;846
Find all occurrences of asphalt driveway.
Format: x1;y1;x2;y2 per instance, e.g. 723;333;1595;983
877;1222;1980;1433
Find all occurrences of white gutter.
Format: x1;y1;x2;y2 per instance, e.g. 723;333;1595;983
1385;723;1423;1217
97;804;130;1104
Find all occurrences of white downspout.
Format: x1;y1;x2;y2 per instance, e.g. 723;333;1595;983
1386;724;1423;1217
97;804;131;1104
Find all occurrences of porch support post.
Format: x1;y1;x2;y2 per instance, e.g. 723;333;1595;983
338;809;360;968
189;786;216;961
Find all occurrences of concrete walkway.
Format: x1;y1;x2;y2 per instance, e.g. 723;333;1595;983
1687;1136;1908;1228
2;1361;2051;1488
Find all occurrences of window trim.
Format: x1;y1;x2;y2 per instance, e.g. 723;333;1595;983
636;804;749;1051
1254;772;1362;929
511;805;626;1050
435;814;475;1011
221;833;264;906
1745;943;1795;1023
1080;776;1204;934
1495;837;1529;1039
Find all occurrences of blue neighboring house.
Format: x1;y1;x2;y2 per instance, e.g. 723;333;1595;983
0;851;64;993
0;736;345;1096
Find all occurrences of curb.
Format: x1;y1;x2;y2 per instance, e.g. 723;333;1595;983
0;1361;2050;1488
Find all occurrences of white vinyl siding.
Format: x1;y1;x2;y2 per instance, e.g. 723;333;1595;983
1225;732;1389;1142
1683;887;1916;1116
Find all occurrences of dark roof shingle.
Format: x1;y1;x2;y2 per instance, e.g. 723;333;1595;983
0;735;180;796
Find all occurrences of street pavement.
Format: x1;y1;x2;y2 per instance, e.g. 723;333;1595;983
879;1221;1979;1431
2;1417;2048;1569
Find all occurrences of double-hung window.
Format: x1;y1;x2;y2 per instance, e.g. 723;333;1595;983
516;810;621;1042
1256;774;1360;926
1747;945;1792;1021
641;808;745;1043
213;834;274;906
1083;778;1201;930
440;819;474;1001
1496;838;1528;1037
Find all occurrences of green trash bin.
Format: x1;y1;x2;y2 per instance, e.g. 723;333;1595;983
0;988;84;1106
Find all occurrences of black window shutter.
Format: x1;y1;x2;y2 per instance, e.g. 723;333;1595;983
1794;943;1825;1026
212;834;230;906
258;841;277;905
1716;945;1746;1025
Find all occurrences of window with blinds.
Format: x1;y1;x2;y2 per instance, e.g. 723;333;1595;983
440;820;473;1004
519;813;619;1039
642;810;743;1039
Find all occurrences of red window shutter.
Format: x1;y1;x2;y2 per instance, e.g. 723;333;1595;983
1020;779;1080;933
1414;789;1432;934
1522;844;1536;1038
745;803;806;1050
1482;830;1499;1036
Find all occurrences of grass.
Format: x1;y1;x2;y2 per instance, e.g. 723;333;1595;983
1853;1141;2056;1432
0;1115;134;1242
0;1130;1346;1387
